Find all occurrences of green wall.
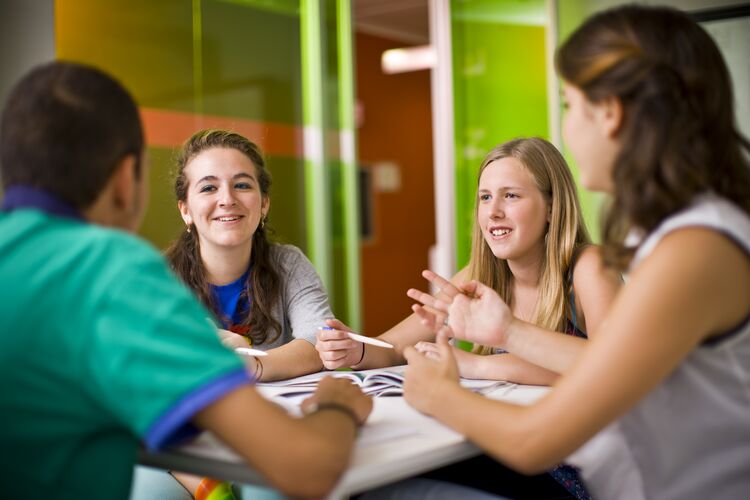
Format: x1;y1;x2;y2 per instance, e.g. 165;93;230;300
452;0;549;267
56;0;307;252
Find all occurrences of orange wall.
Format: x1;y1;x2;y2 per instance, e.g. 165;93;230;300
356;32;435;335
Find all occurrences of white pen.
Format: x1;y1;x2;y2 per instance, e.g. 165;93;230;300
235;347;268;357
319;326;394;349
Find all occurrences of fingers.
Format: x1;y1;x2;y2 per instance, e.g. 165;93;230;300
458;279;481;297
436;327;453;356
402;345;421;364
315;338;358;352
436;327;452;345
324;318;351;332
316;328;359;349
422;350;442;361
414;341;438;354
411;304;437;330
313;377;373;424
406;343;444;367
422;270;461;300
316;346;357;370
299;395;317;414
406;288;449;313
315;330;361;370
415;341;443;362
316;325;351;341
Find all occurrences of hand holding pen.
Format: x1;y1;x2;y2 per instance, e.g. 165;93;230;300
315;319;393;370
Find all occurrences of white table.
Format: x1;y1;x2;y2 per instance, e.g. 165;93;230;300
139;376;550;499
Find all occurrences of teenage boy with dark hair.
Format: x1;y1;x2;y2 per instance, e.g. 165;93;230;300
0;61;371;500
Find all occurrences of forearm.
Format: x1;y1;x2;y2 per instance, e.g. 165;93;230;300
504;320;586;374
279;410;358;492
430;381;565;474
355;342;405;369
196;386;358;498
259;339;323;381
467;353;559;385
357;314;436;369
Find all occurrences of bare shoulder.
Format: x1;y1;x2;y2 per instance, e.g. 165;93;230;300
635;227;750;333
572;245;621;289
648;227;750;277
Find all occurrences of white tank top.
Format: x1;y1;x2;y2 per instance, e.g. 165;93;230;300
568;193;750;500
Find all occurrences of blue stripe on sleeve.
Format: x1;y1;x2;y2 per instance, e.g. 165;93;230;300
144;369;253;450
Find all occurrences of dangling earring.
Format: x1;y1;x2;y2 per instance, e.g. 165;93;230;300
260;214;267;229
187;225;192;233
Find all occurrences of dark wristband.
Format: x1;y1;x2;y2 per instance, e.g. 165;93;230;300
309;402;361;428
354;342;366;366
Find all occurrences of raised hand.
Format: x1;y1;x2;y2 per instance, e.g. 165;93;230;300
403;331;460;416
447;280;514;346
406;270;463;332
414;340;482;378
315;319;365;369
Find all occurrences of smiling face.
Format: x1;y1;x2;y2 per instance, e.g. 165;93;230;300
178;147;268;254
477;157;550;264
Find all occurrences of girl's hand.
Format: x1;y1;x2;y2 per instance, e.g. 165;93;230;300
409;279;514;347
301;377;373;425
315;319;365;369
406;270;463;332
403;331;460;415
414;340;482;379
217;328;251;350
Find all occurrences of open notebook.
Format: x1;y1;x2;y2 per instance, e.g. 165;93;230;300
257;366;511;404
258;366;408;399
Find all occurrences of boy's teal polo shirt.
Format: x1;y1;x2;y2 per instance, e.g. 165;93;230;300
0;192;251;499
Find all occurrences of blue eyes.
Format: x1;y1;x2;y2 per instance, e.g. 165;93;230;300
199;185;216;193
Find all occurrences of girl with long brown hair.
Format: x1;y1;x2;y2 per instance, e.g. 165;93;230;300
166;129;329;382
404;5;750;499
136;129;334;499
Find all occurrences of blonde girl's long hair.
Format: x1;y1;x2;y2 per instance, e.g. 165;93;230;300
468;137;590;354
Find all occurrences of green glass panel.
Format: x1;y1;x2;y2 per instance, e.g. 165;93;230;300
55;0;360;324
56;0;308;251
202;0;302;123
452;0;549;267
324;0;346;318
557;1;604;242
139;147;185;250
56;0;196;111
201;0;307;250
